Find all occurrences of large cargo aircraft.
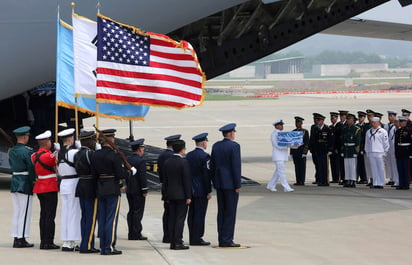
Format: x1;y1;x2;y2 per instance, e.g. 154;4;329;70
0;0;411;172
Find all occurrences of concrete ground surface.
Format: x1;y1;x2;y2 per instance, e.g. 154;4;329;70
1;93;412;265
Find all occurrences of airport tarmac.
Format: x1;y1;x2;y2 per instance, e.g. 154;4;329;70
1;93;412;265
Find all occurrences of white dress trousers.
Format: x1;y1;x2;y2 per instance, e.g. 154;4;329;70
11;192;33;238
268;129;292;190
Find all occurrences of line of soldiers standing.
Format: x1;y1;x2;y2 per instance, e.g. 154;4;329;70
8;122;243;254
289;109;412;190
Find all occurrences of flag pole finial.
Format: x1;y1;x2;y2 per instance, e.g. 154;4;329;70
71;2;75;13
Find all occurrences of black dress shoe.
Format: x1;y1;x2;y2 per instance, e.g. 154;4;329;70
101;249;122;255
173;244;189;250
80;248;100;254
386;181;395;185
162;239;170;243
330;180;339;183
372;186;383;189
219;242;241;248
396;186;410;190
190;239;211;246
41;243;60;250
13;238;34;248
137;236;148;240
312;181;318;184
62;246;75;252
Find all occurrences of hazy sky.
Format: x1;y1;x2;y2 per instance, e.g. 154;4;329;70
360;0;412;24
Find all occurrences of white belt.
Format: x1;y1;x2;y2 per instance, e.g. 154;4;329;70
344;143;355;146
398;143;411;146
37;174;57;179
13;171;28;175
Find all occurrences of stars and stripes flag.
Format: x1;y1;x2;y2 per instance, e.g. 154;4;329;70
96;14;205;109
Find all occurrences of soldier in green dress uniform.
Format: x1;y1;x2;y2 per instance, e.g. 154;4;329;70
341;114;361;188
8;126;36;248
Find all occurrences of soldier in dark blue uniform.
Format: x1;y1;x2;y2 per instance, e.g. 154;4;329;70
163;140;192;250
9;126;36;248
157;134;181;244
91;129;134;255
309;114;331;186
402;109;412;184
126;139;148;240
329;112;342;184
395;116;411;190
356;111;368;184
309;113;321;184
337;110;349;184
186;133;212;246
74;131;100;254
210;123;241;248
290;117;309;186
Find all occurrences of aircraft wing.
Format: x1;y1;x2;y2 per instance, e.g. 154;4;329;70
322;18;412;41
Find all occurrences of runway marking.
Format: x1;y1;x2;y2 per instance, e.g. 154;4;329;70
88;124;271;129
286;190;412;201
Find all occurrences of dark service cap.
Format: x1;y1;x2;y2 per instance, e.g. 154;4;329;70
219;123;237;133
192;133;208;142
294;116;304;122
13;126;30;136
79;131;95;140
366;109;375;115
402;109;411;115
338;110;349;116
164;134;181;141
315;114;326;120
130;138;145;147
330;112;339;118
374;112;383;118
357;111;366;117
347;113;357;120
101;129;116;137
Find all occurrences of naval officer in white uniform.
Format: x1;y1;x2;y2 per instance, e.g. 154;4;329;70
365;117;390;188
267;119;294;192
57;128;81;251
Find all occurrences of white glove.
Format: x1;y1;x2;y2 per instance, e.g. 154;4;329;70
302;154;307;158
340;153;344;157
75;140;81;149
409;156;412;159
353;154;357;158
131;167;137;175
53;142;60;151
360;151;364;155
95;143;102;150
327;152;332;156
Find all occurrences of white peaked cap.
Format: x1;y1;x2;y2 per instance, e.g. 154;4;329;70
57;128;75;137
370;117;380;122
35;130;52;140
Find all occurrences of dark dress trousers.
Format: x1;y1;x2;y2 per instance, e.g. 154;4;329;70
157;148;174;242
395;127;412;189
74;147;98;252
126;153;148;239
91;146;127;254
185;147;211;244
290;128;309;185
163;155;192;247
210;138;241;245
309;125;332;186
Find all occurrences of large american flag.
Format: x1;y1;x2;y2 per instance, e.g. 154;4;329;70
96;15;205;109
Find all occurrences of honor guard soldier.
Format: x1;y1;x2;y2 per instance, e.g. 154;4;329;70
401;109;412;128
210;123;242;248
356;111;368;184
384;111;399;186
341;113;361;188
157;134;181;244
290;117;309;186
57;128;81;251
329;112;341;184
365;117;389;188
163;140;192;250
309;113;321;184
91;129;134;255
186;133;212;246
309;114;331;186
394;116;411;190
268;119;294;192
73;131;100;253
31;130;60;250
126;138;148;241
337;110;349;184
9;126;35;248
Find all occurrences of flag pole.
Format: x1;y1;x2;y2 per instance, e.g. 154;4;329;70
70;2;79;139
95;2;101;132
55;5;60;143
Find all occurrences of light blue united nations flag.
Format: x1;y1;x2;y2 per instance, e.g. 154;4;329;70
278;131;303;146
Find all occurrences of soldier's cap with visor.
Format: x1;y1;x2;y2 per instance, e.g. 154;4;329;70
78;131;95;140
401;109;411;116
57;128;75;138
164;134;181;141
371;117;380;122
338;110;349;116
219;123;237;133
312;112;321;117
374;112;383;119
13;126;30;136
294;116;304;122
366;109;375;115
357;111;367;117
101;129;116;137
346;113;357;121
35;130;52;140
315;114;326;120
192;133;208;142
397;116;408;122
387;110;397;116
330;112;339;118
273;119;284;126
130;138;145;148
